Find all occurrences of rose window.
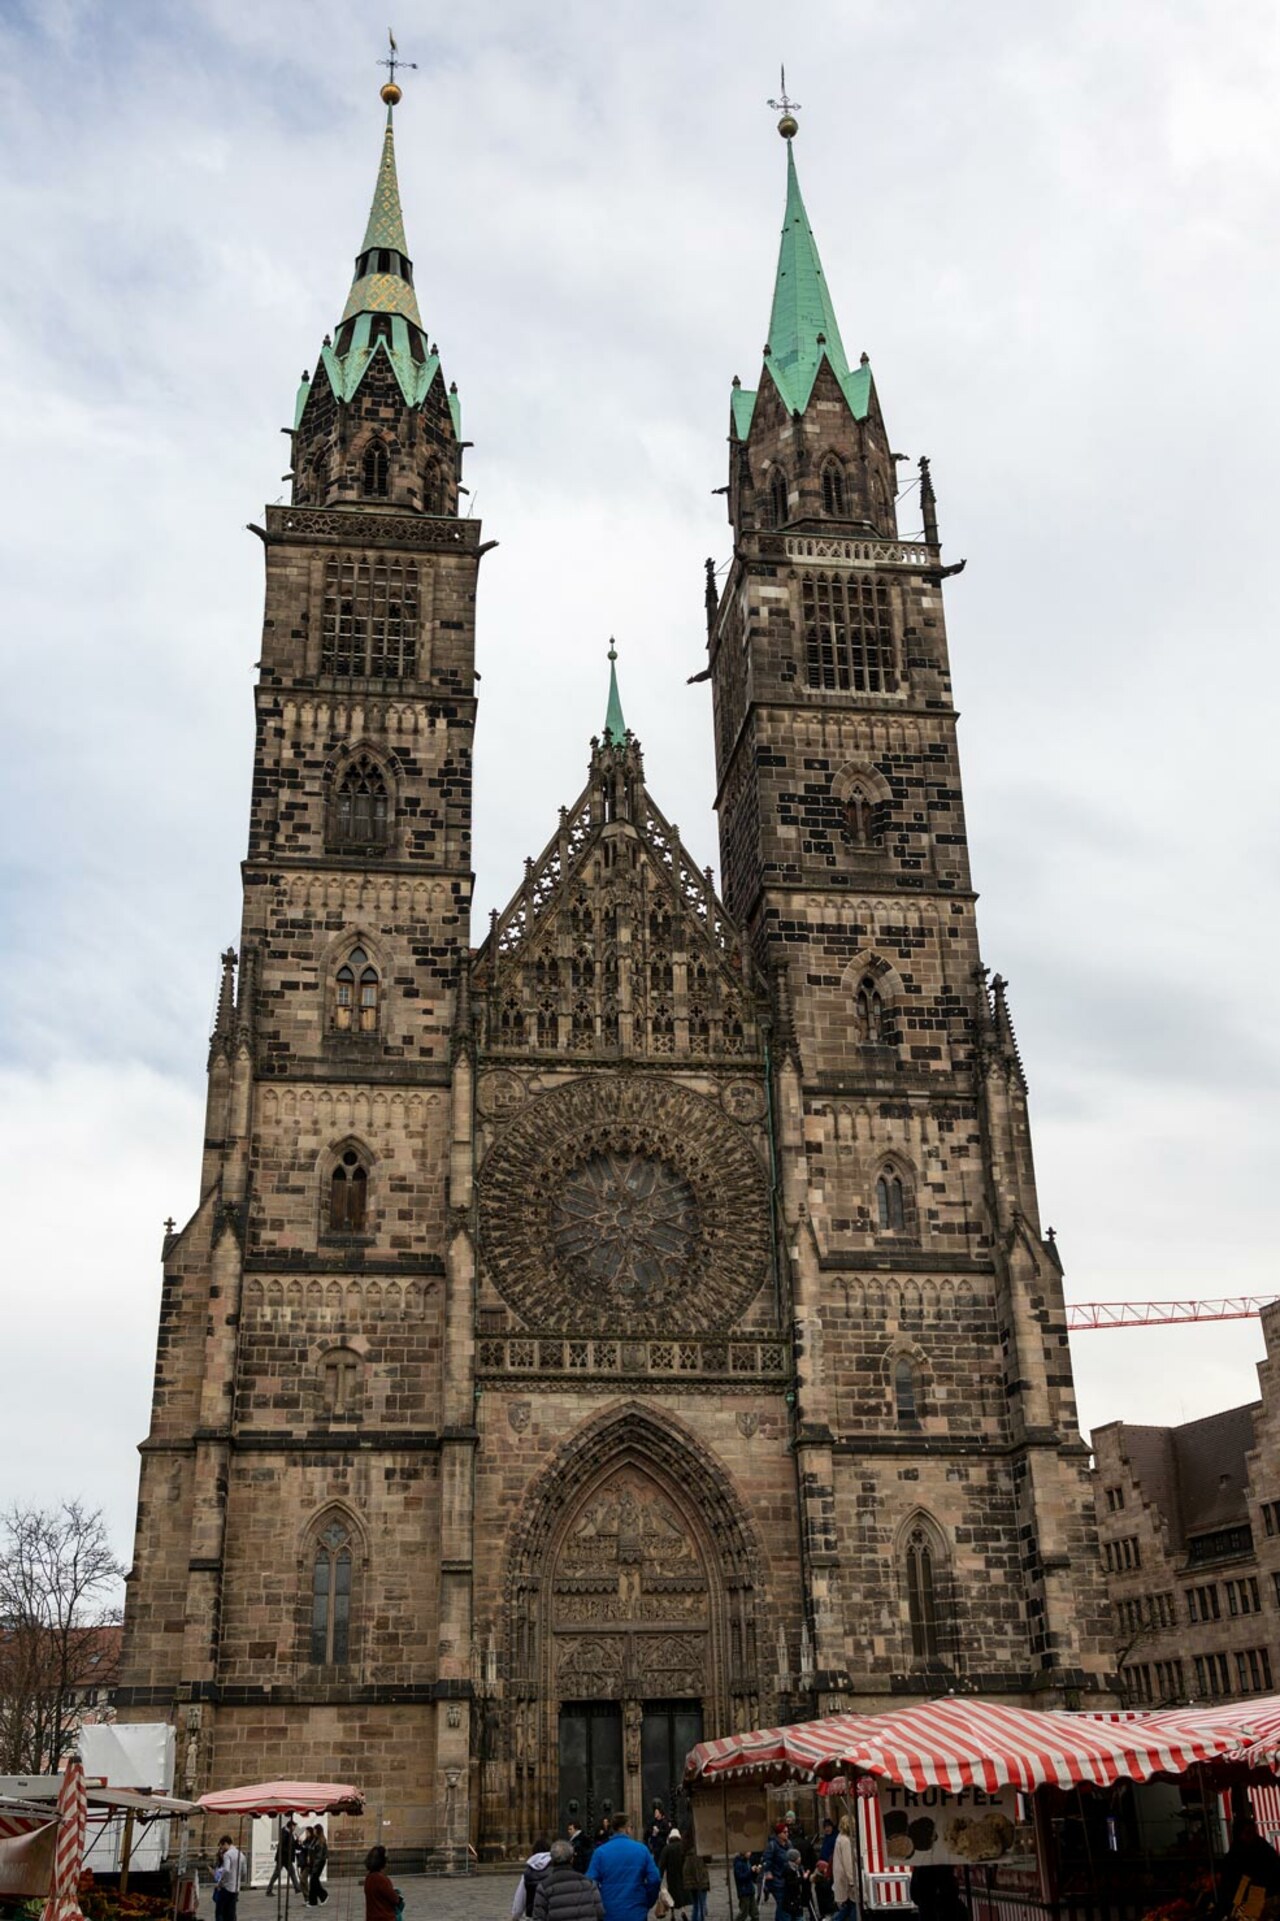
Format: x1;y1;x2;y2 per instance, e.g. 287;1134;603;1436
553;1154;697;1304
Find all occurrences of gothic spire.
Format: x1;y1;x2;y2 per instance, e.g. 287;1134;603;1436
732;124;872;440
604;641;627;746
294;84;460;446
341;101;423;330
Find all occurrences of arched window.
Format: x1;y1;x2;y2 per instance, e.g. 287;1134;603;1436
894;1356;920;1427
329;1148;368;1232
767;469;788;530
362;438;389;498
321;1348;361;1417
855;975;885;1044
310;1518;353;1665
877;1168;906;1231
333;948;380;1033
821;459;846;517
844;782;874;845
311;453;328;503
906;1525;941;1661
334;755;390;849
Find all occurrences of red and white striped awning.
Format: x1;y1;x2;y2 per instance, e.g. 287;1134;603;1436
1104;1696;1280;1774
686;1697;1245;1793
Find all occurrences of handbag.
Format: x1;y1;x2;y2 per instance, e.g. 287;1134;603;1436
654;1876;675;1918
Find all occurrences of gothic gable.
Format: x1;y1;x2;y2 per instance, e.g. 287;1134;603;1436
472;736;762;1062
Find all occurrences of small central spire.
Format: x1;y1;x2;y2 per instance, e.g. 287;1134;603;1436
604;640;627;746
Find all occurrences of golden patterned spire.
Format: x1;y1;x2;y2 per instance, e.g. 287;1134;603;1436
340;98;424;328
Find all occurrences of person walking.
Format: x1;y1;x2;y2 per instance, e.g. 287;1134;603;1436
267;1821;302;1896
532;1839;604;1920
684;1842;709;1921
217;1836;247;1921
832;1816;857;1921
658;1826;688;1921
512;1839;553;1918
306;1827;328;1908
361;1846;399;1921
586;1811;661;1921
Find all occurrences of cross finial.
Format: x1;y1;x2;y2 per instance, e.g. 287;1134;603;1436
378;28;417;104
768;65;801;138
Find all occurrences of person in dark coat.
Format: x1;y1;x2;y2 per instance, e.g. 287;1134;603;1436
908;1864;967;1921
647;1805;672;1861
567;1822;591;1874
267;1820;302;1896
659;1827;688;1919
732;1850;760;1921
533;1840;604;1921
1217;1818;1280;1916
685;1844;710;1921
587;1812;662;1921
761;1823;791;1907
779;1851;808;1920
306;1828;328;1908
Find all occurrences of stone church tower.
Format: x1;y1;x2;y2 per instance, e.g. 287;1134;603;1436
118;90;1110;1861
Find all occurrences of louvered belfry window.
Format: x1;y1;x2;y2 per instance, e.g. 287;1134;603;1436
802;571;895;692
321;556;419;678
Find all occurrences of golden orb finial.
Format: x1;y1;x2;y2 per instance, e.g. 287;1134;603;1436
777;112;798;139
380;80;402;106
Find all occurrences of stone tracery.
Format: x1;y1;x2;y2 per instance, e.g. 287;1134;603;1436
477;1076;772;1333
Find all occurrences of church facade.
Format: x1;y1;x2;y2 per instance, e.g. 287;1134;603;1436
117;88;1112;1860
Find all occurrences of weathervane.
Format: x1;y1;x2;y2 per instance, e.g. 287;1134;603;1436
768;65;801;138
378;28;417;104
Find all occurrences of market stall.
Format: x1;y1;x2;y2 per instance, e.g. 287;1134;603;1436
0;1761;196;1919
195;1781;364;1921
685;1697;1253;1920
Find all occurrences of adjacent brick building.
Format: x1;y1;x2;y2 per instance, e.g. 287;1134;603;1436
117;86;1112;1859
1093;1303;1280;1710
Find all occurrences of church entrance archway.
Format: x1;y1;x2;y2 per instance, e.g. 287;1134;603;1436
500;1405;763;1848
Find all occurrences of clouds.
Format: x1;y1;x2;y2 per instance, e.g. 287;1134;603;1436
1;0;1278;1563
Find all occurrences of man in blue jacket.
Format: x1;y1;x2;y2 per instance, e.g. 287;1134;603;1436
586;1811;661;1921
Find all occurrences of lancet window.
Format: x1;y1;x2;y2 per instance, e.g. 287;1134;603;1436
362;437;389;498
328;1149;369;1233
906;1525;942;1661
877;1168;906;1232
894;1356;920;1426
333;948;380;1034
821;459;847;516
767;468;789;529
333;756;390;849
310;1519;354;1665
854;975;885;1044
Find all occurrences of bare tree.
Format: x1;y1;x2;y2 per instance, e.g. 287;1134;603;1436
0;1502;124;1772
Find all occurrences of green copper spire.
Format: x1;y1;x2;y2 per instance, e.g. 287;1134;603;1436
341;101;424;329
767;140;850;405
604;641;627;745
732;125;871;438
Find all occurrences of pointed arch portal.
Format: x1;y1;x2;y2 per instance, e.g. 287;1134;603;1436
498;1405;763;1844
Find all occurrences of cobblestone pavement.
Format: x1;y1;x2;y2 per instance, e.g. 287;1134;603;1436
243;1871;743;1921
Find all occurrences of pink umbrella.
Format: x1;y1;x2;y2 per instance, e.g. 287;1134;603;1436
197;1782;363;1818
39;1758;86;1921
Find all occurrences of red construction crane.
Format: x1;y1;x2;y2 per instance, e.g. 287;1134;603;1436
1067;1297;1278;1331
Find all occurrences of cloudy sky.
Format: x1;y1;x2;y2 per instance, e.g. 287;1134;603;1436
1;0;1278;1576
